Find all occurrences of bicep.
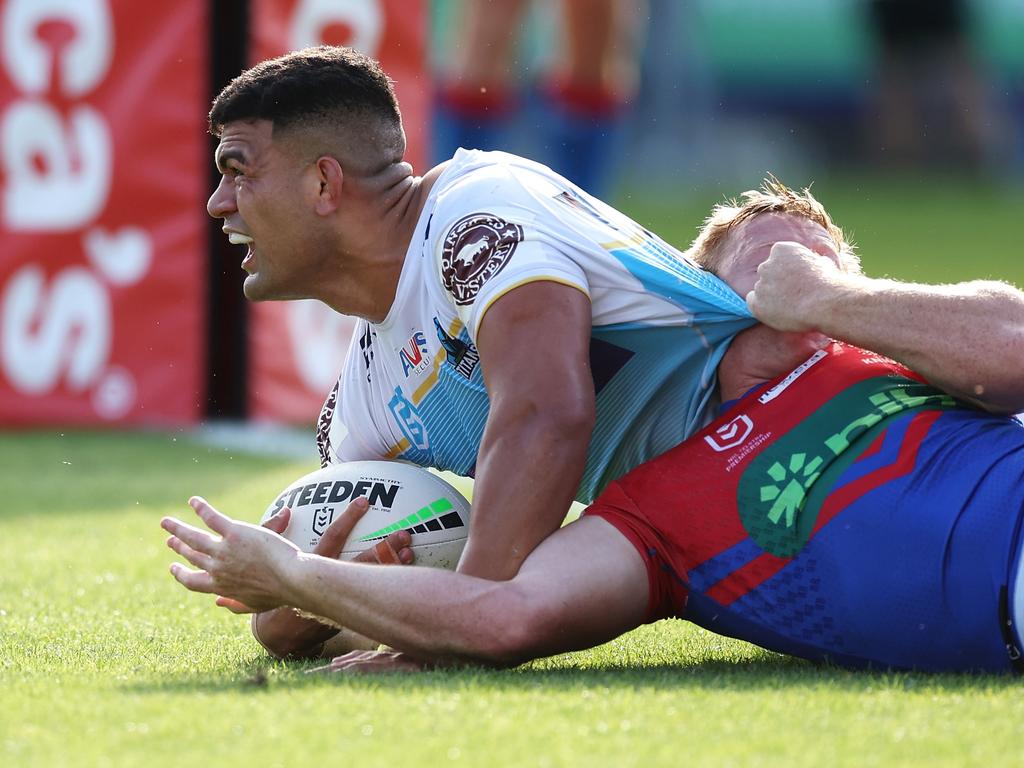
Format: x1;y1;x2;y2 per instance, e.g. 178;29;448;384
476;280;594;406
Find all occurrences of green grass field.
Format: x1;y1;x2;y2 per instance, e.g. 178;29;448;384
3;179;1023;767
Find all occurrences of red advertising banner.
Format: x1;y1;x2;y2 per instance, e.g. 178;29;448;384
248;0;430;422
0;0;207;425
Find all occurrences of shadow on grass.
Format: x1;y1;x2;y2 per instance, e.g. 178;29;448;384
121;653;1019;697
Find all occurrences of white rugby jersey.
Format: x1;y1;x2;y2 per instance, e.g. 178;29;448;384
317;150;755;503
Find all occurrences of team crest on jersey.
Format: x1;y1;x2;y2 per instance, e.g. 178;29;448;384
441;213;523;305
434;318;480;380
399;331;430;377
388;386;429;450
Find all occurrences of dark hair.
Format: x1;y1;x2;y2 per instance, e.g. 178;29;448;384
209;46;403;145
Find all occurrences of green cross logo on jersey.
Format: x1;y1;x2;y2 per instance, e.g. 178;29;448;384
737;377;957;558
759;453;826;528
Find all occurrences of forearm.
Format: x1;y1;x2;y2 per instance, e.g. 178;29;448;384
277;555;529;666
460;405;593;580
817;276;1024;412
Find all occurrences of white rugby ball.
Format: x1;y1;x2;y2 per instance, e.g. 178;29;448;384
262;461;471;569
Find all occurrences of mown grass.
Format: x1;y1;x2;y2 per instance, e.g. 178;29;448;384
2;178;1023;767
3;430;1023;768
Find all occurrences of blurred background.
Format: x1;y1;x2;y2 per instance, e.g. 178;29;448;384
1;0;1022;434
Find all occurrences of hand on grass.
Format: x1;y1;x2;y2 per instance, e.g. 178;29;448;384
309;649;428;675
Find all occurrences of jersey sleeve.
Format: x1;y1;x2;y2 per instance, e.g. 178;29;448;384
430;172;591;341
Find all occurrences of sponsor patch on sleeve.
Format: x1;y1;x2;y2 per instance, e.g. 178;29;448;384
440;213;524;306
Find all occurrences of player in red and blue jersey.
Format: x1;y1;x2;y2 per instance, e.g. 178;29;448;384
165;330;1024;673
164;182;1024;673
585;339;1024;672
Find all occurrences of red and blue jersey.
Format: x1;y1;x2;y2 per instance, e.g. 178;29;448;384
586;343;1024;672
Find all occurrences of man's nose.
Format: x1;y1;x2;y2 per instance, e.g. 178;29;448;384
207;176;237;219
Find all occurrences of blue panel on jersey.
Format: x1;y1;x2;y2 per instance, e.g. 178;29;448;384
685;538;764;593
606;243;753;322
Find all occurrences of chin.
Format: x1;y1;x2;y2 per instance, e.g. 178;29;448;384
242;275;271;302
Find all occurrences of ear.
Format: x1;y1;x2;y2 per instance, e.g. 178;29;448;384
311;156;344;216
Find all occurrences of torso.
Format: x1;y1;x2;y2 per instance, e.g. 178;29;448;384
318;149;755;502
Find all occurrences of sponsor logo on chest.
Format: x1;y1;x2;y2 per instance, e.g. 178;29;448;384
399;331;431;377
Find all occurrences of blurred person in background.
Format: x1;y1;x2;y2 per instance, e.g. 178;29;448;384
433;0;646;197
866;0;1003;170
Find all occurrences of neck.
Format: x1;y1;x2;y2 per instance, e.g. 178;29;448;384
318;161;447;323
718;326;830;403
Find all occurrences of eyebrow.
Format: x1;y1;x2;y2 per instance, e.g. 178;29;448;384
215;148;248;174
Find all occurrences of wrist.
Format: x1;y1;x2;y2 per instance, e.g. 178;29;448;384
807;270;869;335
275;551;313;608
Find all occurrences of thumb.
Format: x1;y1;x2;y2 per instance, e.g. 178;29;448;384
314;497;370;558
261;507;292;535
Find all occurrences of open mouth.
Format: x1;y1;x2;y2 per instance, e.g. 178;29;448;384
225;231;256;272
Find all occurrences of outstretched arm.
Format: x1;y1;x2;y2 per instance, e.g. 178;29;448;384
161;498;647;667
748;242;1024;413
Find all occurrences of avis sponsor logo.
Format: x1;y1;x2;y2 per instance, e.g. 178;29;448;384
270;478;401;516
704;414;754;452
399;331;430;377
388;386;429;451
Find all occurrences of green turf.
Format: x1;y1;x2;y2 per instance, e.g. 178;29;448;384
3;432;1022;767
3;179;1024;767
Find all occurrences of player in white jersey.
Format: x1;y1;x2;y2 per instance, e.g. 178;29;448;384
200;45;1023;662
204;45;756;658
321;148;753;503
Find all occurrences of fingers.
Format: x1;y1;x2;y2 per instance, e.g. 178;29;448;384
372;539;401;565
261;507;291;534
352;530;413;565
169;562;216;594
161;516;219;555
314;497;370;558
189;495;234;536
215;596;256;614
166;533;215;572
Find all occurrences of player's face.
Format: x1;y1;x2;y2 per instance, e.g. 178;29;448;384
719;213;842;297
207;119;323;302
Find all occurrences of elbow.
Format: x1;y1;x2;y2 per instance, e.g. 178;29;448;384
536;394;596;448
251;614;326;661
970;321;1024;414
456;584;559;668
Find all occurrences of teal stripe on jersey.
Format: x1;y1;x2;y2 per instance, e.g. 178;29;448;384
606;243;753;322
395;248;753;501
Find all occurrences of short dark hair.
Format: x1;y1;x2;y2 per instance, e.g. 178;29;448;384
209;45;403;156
